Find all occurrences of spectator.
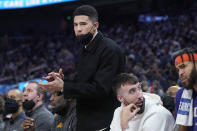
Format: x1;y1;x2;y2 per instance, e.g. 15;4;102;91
50;91;77;131
110;73;175;131
173;48;197;131
22;81;54;131
39;5;125;131
4;89;25;131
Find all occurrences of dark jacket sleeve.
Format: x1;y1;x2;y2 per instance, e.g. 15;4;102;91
63;43;124;99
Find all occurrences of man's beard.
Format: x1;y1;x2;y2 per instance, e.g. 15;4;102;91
123;97;145;114
51;99;69;116
184;66;197;90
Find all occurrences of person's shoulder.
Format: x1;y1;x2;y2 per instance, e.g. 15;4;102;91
144;92;163;105
97;32;119;49
34;112;54;126
146;98;172;116
96;32;124;58
100;38;123;58
54;114;62;122
156;104;172;115
102;37;120;49
145;103;173;121
34;106;54;120
36;111;54;119
43;108;54;118
113;105;122;115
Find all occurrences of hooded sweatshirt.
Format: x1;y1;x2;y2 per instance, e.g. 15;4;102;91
110;93;175;131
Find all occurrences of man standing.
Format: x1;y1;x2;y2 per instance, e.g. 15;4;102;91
173;48;197;131
39;5;125;130
4;89;25;131
22;81;54;131
110;73;175;131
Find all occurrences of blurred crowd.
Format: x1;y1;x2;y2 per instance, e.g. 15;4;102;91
0;2;197;97
0;1;196;131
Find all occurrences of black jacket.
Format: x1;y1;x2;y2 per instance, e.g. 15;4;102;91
63;32;125;131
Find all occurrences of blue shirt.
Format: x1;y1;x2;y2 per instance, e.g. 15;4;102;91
175;88;197;131
4;111;25;131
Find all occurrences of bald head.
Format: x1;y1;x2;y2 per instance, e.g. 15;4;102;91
166;86;181;98
8;89;23;101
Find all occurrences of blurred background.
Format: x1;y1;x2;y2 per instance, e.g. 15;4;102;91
0;0;196;97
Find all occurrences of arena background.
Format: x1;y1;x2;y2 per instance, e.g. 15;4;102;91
0;0;196;97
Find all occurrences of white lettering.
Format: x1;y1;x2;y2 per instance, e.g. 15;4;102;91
26;0;40;6
49;0;62;2
4;1;23;8
4;1;9;7
42;0;48;3
194;107;197;117
179;102;191;111
1;0;67;9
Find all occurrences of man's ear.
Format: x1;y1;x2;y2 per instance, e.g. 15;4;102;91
94;22;99;29
37;94;43;101
117;94;124;103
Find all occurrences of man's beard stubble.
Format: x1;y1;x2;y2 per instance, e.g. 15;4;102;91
184;66;197;90
52;99;69;116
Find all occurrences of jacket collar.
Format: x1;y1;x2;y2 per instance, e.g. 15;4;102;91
83;31;103;54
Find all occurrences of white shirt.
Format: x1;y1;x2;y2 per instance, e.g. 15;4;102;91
110;93;175;131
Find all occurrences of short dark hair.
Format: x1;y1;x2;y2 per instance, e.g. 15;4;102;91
73;5;98;22
112;73;139;95
171;47;197;65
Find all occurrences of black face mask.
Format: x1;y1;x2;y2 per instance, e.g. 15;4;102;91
123;97;145;114
76;32;93;46
22;100;35;111
4;98;19;114
137;97;145;114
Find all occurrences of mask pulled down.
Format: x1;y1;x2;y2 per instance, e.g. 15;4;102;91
22;100;35;111
76;32;93;46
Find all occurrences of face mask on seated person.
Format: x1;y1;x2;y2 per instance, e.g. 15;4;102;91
22;100;35;111
4;98;19;114
137;97;145;114
123;97;145;114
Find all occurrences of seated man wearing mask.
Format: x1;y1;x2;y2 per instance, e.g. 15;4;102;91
22;91;77;131
4;89;25;131
22;81;54;131
110;73;175;131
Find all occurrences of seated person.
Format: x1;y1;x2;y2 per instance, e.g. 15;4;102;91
110;73;175;131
